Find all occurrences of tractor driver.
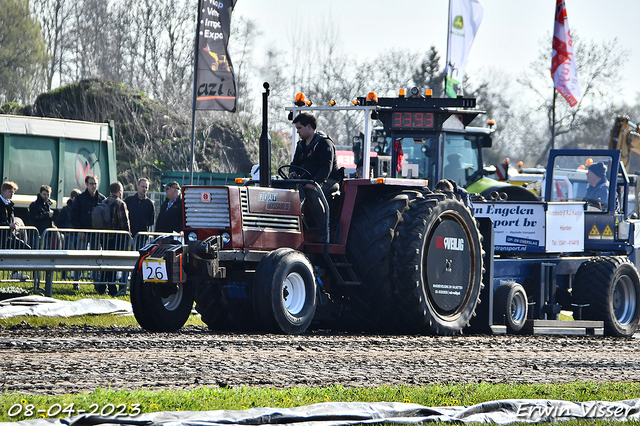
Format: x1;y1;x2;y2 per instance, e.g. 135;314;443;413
584;162;610;210
290;113;342;243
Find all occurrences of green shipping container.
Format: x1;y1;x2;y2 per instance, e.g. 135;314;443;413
0;115;117;211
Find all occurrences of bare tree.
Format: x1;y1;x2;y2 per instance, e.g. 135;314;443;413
31;0;72;91
518;35;628;164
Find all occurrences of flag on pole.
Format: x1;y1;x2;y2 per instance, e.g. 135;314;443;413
551;0;581;107
194;0;237;111
445;0;483;98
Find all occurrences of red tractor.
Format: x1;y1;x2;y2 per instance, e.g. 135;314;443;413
130;84;485;335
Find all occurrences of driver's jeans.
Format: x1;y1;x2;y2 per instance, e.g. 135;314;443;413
303;179;340;232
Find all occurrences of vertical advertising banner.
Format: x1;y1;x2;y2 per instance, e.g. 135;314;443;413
445;0;483;98
195;0;237;111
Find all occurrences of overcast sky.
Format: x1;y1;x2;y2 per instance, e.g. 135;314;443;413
232;0;640;105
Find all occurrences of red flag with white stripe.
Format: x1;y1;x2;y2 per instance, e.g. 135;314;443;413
551;0;581;107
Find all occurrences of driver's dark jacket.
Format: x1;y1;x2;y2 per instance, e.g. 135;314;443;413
292;131;341;184
584;178;609;210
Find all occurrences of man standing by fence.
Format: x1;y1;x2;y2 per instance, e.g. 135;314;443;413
29;185;54;235
156;181;183;233
125;178;154;238
0;181;19;231
98;181;131;297
71;175;105;230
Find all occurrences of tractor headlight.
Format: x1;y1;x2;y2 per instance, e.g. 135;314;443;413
221;232;231;244
187;232;198;242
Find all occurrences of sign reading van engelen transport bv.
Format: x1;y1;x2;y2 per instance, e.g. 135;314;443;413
474;202;546;253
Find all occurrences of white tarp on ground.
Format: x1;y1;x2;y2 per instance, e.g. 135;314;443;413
0;296;132;319
3;399;640;426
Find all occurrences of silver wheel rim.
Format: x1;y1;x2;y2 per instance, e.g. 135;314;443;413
510;290;527;324
283;272;306;315
161;284;183;311
613;274;637;325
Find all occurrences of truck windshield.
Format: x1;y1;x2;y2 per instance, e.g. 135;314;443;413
442;133;480;188
549;154;613;212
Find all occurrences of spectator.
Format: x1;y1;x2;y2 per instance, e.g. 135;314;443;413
29;185;55;234
71;175;105;292
0;181;28;253
71;174;106;229
156;181;183;233
56;189;82;284
97;181;131;297
435;179;454;193
55;189;81;230
0;181;19;230
124;178;155;237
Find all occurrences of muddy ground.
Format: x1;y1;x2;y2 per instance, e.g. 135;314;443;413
1;325;640;395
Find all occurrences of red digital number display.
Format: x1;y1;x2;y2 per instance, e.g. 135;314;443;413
391;112;435;130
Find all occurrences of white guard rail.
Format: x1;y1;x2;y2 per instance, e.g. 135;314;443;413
0;227;181;297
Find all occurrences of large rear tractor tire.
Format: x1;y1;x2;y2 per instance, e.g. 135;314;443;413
252;248;317;334
574;256;640;337
345;191;416;331
130;265;195;332
393;196;483;335
494;281;528;334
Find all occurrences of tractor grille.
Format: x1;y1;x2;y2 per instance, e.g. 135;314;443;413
240;188;301;232
184;187;231;228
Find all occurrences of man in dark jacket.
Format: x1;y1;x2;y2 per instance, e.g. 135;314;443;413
124;177;155;237
156;181;183;233
1;181;30;261
71;174;106;229
98;181;131;296
0;181;19;230
584;162;610;210
29;185;54;234
55;188;81;230
55;188;81;282
290;113;341;242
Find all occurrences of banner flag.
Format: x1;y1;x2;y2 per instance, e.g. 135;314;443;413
551;0;581;107
194;0;237;111
445;0;483;98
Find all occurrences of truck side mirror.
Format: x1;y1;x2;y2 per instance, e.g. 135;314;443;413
482;135;492;148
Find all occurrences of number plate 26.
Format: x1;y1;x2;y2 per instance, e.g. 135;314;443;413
143;260;168;282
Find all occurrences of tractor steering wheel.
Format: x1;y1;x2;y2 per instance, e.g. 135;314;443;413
584;198;604;211
278;164;312;180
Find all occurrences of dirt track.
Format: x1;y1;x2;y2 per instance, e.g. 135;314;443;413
1;324;640;395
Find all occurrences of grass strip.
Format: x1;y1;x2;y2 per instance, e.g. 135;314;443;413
1;382;640;422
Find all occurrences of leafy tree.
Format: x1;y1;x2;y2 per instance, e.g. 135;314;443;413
0;0;48;104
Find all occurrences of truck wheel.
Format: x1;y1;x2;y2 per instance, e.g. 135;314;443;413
345;191;413;330
574;256;640;337
195;282;231;331
494;282;528;333
393;196;483;335
252;248;316;334
130;267;195;332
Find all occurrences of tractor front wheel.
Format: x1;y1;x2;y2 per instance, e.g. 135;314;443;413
252;248;317;334
130;266;195;332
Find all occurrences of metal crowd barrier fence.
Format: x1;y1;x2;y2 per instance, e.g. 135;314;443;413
0;227;180;298
0;226;40;289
